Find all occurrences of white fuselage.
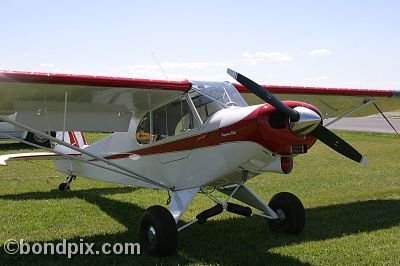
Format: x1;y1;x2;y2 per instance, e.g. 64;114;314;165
54;105;284;190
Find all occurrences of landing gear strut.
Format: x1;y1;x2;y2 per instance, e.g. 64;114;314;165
58;175;76;191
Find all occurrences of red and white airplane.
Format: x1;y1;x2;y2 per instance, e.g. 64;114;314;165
0;69;398;256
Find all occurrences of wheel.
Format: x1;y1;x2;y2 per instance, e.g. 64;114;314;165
25;131;55;148
268;192;305;235
58;182;70;191
139;205;178;256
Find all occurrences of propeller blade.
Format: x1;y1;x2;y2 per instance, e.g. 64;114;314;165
227;68;300;122
312;124;367;164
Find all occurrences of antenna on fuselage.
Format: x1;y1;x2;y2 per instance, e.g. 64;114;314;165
151;51;169;80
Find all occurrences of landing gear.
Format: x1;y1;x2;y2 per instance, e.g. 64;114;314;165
139;205;178;256
181;185;306;237
58;175;76;191
138;185;305;256
268;192;305;235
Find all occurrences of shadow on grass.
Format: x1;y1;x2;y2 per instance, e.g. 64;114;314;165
0;142;36;151
0;187;399;265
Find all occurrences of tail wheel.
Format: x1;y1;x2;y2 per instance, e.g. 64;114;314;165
268;192;305;235
139;205;178;256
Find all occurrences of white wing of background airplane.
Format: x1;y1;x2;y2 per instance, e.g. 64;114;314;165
0;71;190;132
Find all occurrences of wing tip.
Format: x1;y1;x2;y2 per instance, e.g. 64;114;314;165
360;156;368;165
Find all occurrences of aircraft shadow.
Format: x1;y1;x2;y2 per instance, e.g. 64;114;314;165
0;187;399;265
0;142;36;151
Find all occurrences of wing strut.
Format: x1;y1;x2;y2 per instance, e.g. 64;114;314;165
325;99;374;127
62;90;68;142
0;114;170;189
373;103;400;136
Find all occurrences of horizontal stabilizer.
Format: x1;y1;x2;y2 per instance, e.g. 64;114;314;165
0;152;78;166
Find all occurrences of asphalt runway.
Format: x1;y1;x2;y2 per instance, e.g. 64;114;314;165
325;117;400;134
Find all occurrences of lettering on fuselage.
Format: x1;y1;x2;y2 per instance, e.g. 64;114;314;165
221;130;237;137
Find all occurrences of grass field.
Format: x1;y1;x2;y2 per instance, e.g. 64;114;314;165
0;131;399;265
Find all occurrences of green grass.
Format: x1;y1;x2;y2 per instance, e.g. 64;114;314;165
0;131;399;265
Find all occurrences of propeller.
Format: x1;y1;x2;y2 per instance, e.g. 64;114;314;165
311;124;367;164
227;68;300;122
227;68;367;165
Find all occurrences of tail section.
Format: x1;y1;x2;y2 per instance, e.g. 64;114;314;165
0;131;87;166
54;131;88;154
55;131;88;148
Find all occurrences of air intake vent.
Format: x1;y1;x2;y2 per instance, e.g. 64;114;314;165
269;111;287;129
291;144;307;154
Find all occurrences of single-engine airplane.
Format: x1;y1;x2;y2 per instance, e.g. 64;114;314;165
0;69;398;256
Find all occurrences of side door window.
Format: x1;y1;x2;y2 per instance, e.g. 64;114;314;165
152;96;195;141
136;95;196;145
136;95;199;164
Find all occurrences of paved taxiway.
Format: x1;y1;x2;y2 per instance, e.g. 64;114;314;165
325;116;400;134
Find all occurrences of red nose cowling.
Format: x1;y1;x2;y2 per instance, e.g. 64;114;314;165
256;101;321;156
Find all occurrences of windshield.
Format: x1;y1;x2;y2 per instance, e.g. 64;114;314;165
190;81;248;108
189;81;248;123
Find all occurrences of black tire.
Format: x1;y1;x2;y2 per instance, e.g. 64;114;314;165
139;205;178;256
25;131;55;148
58;182;70;191
268;192;305;235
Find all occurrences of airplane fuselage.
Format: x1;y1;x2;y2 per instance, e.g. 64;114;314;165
55;101;319;190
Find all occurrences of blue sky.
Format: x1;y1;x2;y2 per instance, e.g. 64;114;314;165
1;1;399;89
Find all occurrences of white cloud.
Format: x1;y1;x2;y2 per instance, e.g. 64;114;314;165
39;63;55;68
309;49;332;56
241;52;294;64
300;76;330;85
121;61;229;71
117;61;232;79
162;61;229;69
167;73;228;81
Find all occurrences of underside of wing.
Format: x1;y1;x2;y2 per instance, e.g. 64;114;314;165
0;71;191;132
237;84;400;118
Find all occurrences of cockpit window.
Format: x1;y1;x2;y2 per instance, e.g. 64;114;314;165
190;81;248;122
136;81;247;144
136;96;195;144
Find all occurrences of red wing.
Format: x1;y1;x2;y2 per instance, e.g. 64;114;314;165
0;70;191;132
237;84;400;118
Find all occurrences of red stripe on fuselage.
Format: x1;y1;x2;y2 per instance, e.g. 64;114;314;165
102;103;317;160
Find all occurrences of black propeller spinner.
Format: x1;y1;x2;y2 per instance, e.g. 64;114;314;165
227;68;367;165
